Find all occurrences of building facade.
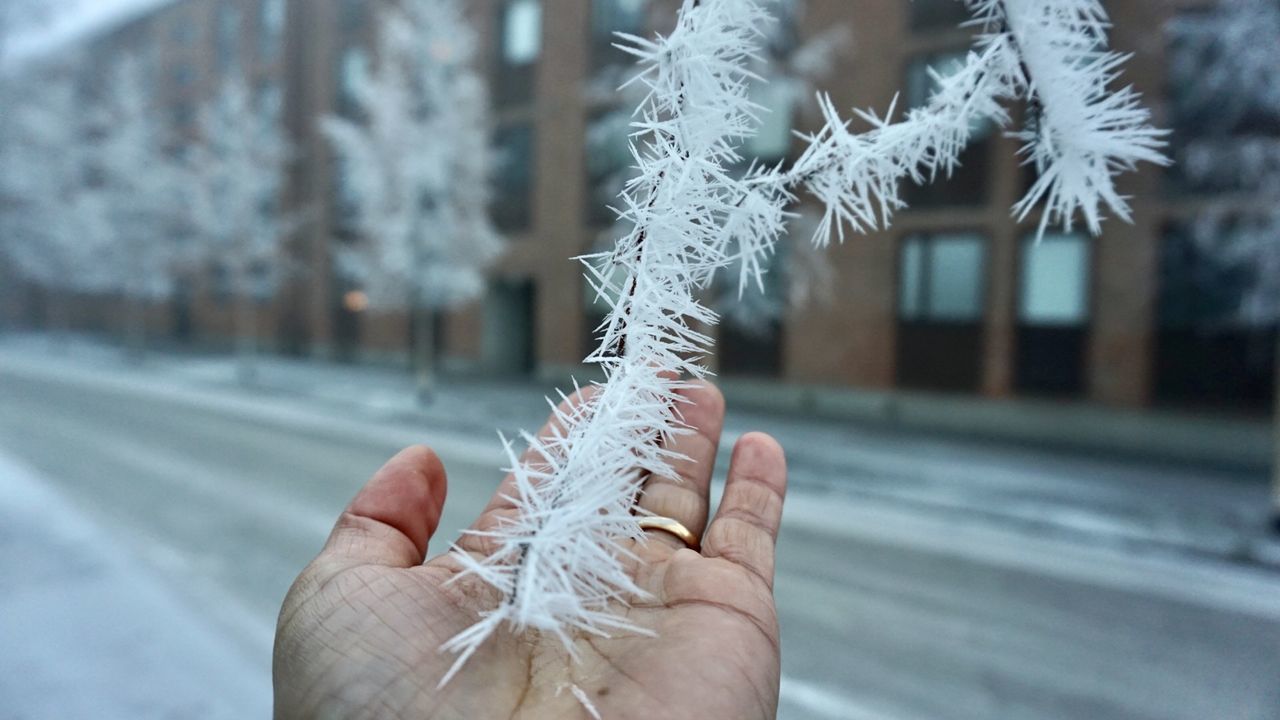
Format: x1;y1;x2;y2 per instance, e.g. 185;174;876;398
5;0;1276;415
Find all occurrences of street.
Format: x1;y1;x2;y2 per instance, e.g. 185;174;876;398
1;353;1278;719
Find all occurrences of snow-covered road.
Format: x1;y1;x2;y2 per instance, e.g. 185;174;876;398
2;346;1279;719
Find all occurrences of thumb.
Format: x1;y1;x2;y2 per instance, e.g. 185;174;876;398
317;445;449;570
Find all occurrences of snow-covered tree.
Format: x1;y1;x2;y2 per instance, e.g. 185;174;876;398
0;73;111;339
321;0;503;401
190;74;291;384
0;0;54;66
1168;0;1280;529
92;56;190;361
442;0;1166;679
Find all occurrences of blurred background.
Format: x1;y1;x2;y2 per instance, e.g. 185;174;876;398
1;0;1278;719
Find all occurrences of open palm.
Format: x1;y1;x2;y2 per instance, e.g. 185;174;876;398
274;382;788;720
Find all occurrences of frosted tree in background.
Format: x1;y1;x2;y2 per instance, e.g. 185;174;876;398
441;0;1167;679
0;0;54;66
191;75;291;384
0;74;110;341
322;0;503;402
93;56;189;361
1168;0;1280;528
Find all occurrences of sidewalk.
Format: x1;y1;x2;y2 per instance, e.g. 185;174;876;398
0;449;272;719
2;332;1276;567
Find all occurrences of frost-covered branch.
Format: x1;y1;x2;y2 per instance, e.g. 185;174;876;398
442;0;778;680
992;0;1169;234
447;0;1167;678
766;0;1168;246
770;34;1024;244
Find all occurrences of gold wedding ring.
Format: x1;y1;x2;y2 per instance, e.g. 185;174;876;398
637;516;701;552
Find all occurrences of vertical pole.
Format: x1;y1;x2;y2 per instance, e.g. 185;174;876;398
125;294;146;364
1271;332;1279;534
235;291;258;385
47;291;70;354
414;305;436;404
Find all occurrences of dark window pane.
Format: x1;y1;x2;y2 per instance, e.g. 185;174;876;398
897;232;988;393
492;124;534;231
909;0;971;32
495;0;540;107
591;0;648;67
217;5;240;71
259;0;286;63
1156;222;1277;411
335;47;366;118
902;52;991;207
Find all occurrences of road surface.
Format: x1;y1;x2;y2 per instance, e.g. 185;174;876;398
1;358;1278;719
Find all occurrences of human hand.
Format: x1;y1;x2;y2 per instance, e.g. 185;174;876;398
273;382;788;719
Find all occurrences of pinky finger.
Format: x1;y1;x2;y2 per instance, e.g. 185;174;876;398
702;432;787;589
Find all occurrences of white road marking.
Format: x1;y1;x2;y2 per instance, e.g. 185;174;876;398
780;676;904;720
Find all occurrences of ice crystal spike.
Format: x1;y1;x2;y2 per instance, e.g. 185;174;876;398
444;0;1166;681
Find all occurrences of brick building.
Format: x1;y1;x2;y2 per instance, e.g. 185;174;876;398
5;0;1276;415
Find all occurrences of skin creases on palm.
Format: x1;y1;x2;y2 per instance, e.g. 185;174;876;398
274;382;788;720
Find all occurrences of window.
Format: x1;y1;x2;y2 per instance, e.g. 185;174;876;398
496;0;540;107
492;124;535;231
897;232;988;392
1019;233;1090;326
171;19;195;44
585;110;633;226
173;62;195;89
331;156;360;240
212;261;233;305
765;0;802;55
902;52;992;207
899;233;986;322
502;0;541;65
592;0;648;66
1156;221;1277;409
336;47;367;118
1016;233;1091;396
339;0;367;33
217;5;241;71
259;0;286;62
909;0;972;32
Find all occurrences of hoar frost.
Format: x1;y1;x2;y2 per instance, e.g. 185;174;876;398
442;0;1167;681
